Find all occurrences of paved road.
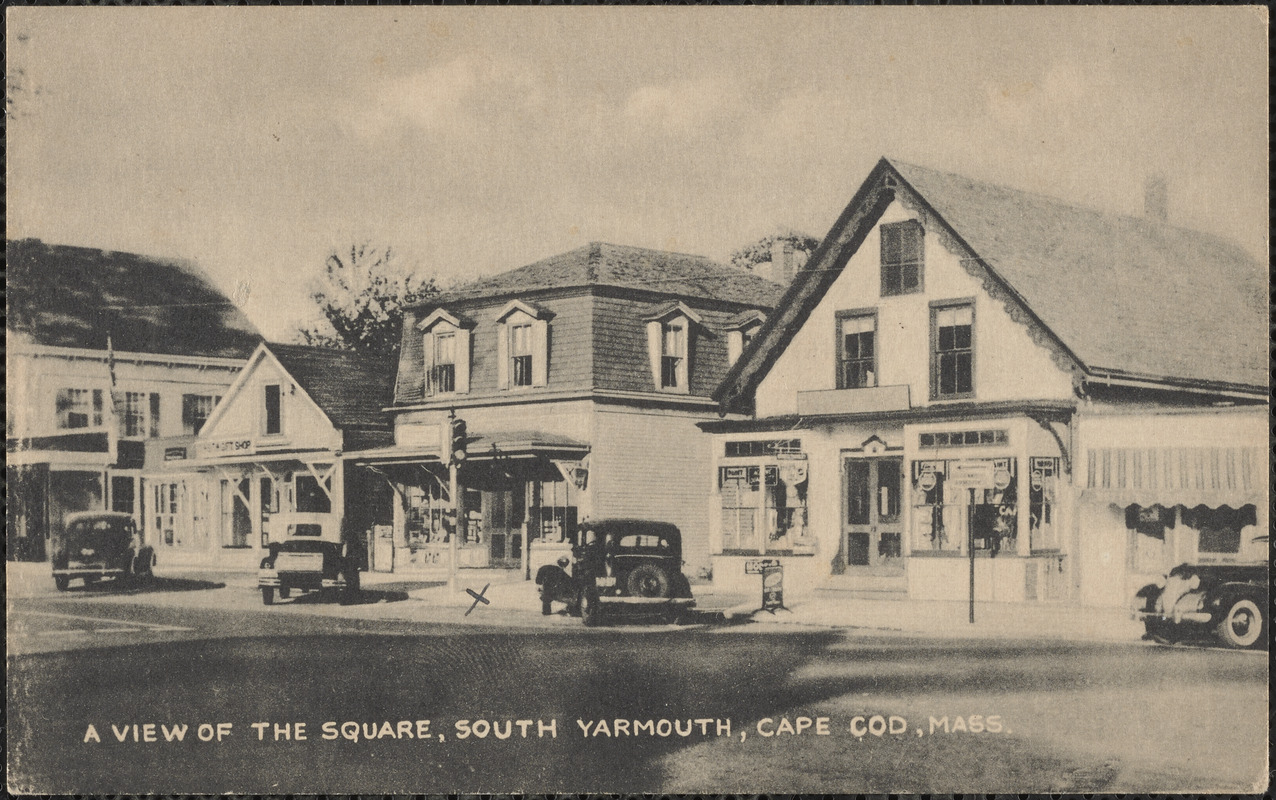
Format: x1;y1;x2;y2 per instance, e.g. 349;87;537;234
7;585;1268;794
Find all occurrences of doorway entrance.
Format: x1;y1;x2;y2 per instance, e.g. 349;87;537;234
842;456;904;571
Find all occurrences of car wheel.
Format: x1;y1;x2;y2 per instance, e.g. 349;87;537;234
1216;597;1265;649
262;586;275;606
580;590;603;627
54;575;70;591
626;564;671;598
279;587;291;599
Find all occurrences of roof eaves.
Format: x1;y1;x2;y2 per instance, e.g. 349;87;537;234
714;158;899;410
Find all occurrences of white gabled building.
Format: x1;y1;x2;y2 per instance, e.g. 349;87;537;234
705;159;1267;608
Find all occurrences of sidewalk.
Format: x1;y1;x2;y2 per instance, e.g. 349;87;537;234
8;560;1147;643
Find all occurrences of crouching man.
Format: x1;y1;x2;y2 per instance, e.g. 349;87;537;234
535;556;579;615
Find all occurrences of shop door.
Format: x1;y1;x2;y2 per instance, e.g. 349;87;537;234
842;457;904;571
484;485;525;569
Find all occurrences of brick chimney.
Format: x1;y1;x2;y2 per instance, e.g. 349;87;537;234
1144;174;1168;222
769;239;795;286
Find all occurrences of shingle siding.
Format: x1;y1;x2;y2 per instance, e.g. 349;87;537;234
592;294;749;397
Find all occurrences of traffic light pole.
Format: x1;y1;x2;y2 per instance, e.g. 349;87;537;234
449;456;460;594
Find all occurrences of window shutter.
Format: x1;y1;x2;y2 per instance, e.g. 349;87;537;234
422;332;436;396
646;320;662;387
497;324;510;389
681;325;694;393
149;393;162;437
531;319;549;386
455;328;471;394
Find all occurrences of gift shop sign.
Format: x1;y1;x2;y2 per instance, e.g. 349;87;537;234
194;438;256;459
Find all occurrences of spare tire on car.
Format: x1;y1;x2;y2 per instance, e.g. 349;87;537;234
626;563;671;598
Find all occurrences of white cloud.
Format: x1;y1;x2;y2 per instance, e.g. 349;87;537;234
352;53;544;138
621;78;735;136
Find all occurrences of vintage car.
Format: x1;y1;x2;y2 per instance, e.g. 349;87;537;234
52;511;155;590
564;518;695;626
1135;540;1268;649
258;513;362;605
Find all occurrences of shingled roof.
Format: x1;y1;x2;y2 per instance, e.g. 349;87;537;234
421;241;785;308
717;158;1266;407
6;238;262;359
267;343;395;431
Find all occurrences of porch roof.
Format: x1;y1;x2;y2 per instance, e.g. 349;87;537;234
698;400;1076;434
347;430;589;465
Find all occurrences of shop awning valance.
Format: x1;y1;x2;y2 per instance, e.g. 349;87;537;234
1083;446;1264;508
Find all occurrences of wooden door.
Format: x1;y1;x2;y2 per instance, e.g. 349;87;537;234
842;457;904;570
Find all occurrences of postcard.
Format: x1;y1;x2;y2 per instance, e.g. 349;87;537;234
6;6;1268;794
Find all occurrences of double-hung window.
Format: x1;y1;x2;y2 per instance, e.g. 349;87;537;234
837;313;876;389
182;394;220;436
660;322;686;389
55;388;103;430
880;220;924;296
121;392;161;438
510;323;534;387
932;303;974;399
434;332;457;394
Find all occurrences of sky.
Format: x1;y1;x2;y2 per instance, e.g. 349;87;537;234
6;7;1268;342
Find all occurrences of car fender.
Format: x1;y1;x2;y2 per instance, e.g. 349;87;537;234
1205;582;1265;620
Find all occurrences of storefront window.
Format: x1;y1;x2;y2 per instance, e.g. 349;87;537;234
56;388;103;430
911;458;1017;555
1028;457;1060;551
405;481;449;546
720;462;807;554
532;479;576;543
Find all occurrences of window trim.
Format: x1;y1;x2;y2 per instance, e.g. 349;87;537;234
659;319;688;390
834;307;879;390
929;298;976;401
263;383;283;436
55;387;104;430
880;219;925;297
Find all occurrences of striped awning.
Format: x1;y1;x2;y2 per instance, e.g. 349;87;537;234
1083;446;1264;508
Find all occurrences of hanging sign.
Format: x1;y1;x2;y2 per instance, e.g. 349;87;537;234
947;459;997;489
918;471;938;491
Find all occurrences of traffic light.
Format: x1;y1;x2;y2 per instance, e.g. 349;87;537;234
450;417;468;465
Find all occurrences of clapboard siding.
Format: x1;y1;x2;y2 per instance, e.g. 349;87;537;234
590;407;716;572
592;295;751;397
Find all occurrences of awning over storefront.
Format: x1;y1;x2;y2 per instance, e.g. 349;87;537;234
6;432;144;468
348;430;590;465
1082;446;1264;508
163;447;339;470
347;431;590;491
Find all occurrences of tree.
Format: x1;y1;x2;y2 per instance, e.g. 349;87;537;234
730;228;820;272
298;243;439;359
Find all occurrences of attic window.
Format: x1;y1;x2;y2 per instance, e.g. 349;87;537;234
881;220;924;296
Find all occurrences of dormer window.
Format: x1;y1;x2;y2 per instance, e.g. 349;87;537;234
495;300;551;390
417;309;473;396
660;322;686;389
510;323;534;387
434;332;457;393
645;301;702;394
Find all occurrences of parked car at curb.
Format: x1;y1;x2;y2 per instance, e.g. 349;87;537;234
1134;537;1268;649
258;513;361;605
548;518;695;626
52;511;155;590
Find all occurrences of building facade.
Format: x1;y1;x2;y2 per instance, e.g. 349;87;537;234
706;159;1267;607
6;239;261;562
155;344;397;569
350;242;784;576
